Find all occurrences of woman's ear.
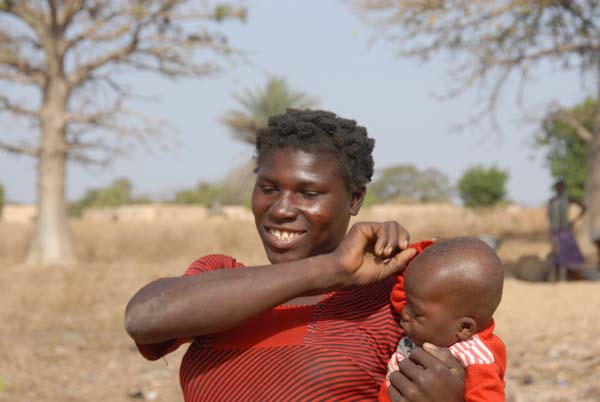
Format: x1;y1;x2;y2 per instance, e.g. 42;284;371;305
349;186;366;216
456;317;477;341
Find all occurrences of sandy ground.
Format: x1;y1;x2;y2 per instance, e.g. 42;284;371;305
0;220;599;402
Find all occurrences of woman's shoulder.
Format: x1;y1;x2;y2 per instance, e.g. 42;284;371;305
183;254;246;276
331;277;396;310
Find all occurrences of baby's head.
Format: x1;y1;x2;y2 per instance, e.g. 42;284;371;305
401;237;504;347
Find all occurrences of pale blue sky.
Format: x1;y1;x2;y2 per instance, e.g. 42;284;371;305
0;0;589;206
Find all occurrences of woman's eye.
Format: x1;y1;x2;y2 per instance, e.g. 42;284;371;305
302;191;320;198
259;186;276;194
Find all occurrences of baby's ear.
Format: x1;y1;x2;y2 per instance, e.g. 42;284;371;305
456;317;477;341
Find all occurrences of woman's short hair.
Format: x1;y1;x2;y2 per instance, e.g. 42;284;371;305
255;109;375;190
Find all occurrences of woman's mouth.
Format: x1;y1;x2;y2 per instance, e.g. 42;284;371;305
265;228;306;248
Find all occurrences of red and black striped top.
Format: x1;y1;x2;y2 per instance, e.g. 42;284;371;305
137;254;403;402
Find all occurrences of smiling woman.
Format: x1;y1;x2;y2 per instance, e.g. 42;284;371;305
124;109;465;402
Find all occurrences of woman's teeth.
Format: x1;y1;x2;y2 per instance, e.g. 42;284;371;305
269;229;302;241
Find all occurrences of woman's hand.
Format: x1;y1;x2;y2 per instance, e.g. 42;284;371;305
387;343;465;402
330;221;416;287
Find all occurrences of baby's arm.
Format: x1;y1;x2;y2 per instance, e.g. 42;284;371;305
463;363;505;402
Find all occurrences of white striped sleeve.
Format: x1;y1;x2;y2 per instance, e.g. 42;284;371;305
449;335;495;367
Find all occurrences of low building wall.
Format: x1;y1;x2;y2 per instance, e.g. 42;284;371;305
1;204;37;223
357;203;549;237
82;204;210;222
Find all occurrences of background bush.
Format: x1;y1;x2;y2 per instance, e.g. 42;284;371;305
68;178;150;216
458;165;509;207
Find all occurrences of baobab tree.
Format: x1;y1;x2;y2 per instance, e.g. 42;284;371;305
0;0;245;265
356;0;600;240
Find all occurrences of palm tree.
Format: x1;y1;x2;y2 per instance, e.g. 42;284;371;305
217;76;318;205
221;76;318;144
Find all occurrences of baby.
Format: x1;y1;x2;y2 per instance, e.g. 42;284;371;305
380;237;506;402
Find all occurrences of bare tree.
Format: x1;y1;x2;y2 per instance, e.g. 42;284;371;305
0;0;245;265
355;0;600;241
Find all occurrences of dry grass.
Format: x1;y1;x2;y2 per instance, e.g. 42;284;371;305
71;218;267;265
0;223;32;265
0;209;599;402
1;219;269;402
1;218;268;266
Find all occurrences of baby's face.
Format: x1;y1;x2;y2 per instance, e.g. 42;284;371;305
401;257;462;347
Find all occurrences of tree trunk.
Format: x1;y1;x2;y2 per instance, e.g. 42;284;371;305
586;67;600;244
587;129;600;240
26;79;76;266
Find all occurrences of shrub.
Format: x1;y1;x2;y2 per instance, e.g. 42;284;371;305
172;181;221;206
536;97;593;202
69;178;136;216
369;164;453;203
458;165;509;207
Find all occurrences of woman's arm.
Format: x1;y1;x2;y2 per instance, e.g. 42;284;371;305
125;254;341;344
125;221;414;344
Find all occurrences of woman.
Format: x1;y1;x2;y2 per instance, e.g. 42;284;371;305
125;109;464;401
548;179;585;281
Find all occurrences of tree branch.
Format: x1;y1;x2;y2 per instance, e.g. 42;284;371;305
0;140;40;157
66;150;114;166
550;108;594;143
68;25;142;86
355;0;600;136
0;31;47;87
47;0;58;30
64;8;124;51
4;1;48;42
66;1;241;87
0;69;40;86
0;95;40;118
66;93;126;125
495;42;600;66
59;0;87;28
1;0;243;167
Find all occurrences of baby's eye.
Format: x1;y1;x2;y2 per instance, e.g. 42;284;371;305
408;308;424;319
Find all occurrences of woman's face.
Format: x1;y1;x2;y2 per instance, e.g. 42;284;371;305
252;147;364;264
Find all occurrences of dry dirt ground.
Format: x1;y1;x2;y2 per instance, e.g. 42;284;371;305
0;219;599;402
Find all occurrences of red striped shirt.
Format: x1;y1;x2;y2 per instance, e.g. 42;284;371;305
136;254;402;401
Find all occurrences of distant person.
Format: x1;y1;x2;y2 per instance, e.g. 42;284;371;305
592;229;600;272
381;237;506;402
125;109;465;402
547;180;585;281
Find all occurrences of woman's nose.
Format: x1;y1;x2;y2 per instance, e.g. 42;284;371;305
270;192;297;219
